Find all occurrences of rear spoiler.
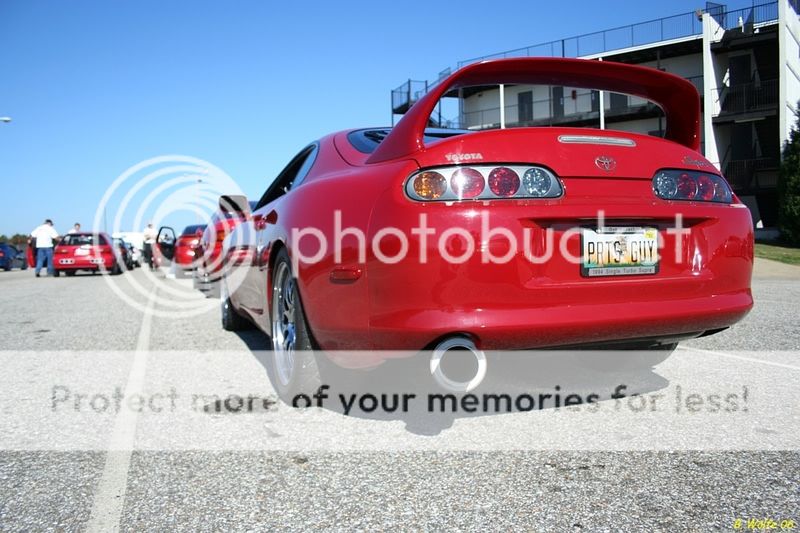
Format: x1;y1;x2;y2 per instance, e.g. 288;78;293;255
368;57;701;164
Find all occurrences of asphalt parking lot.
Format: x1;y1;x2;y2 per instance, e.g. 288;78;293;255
0;261;798;531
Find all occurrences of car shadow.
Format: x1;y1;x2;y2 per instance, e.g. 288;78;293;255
233;330;671;436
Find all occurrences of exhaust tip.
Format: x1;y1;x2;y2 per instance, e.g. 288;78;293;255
429;337;487;393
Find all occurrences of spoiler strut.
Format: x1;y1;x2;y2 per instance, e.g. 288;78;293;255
367;58;701;164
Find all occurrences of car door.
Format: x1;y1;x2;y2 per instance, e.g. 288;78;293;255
236;144;318;326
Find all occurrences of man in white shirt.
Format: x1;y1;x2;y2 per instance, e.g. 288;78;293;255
30;219;60;277
67;223;81;234
142;223;157;270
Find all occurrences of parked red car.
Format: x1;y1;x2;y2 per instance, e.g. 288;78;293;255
159;58;753;401
192;197;254;295
54;232;123;276
172;224;206;276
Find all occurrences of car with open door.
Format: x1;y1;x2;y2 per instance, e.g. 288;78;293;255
170;224;206;278
154;227;176;266
192;196;255;297
54;232;123;276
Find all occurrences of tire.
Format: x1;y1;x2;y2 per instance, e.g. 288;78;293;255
267;248;322;405
220;278;250;332
54;270;60;277
111;262;122;276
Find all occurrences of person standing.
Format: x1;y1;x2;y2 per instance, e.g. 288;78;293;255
30;219;59;277
142;222;157;270
67;223;81;234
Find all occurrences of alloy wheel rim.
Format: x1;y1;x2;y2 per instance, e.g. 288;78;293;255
271;263;296;386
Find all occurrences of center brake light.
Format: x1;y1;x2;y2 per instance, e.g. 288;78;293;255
406;165;563;201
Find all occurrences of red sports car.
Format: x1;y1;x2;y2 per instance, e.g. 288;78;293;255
162;58;754;400
192;197;255;295
54;232;123;276
172;224;206;276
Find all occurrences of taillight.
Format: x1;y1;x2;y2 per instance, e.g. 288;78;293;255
412;171;448;200
488;167;520;197
450;168;485;199
521;168;553;197
653;170;732;203
406;165;562;201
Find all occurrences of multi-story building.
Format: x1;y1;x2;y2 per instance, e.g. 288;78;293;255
390;1;800;227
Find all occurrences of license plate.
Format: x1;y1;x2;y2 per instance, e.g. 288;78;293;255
581;227;659;277
75;248;89;256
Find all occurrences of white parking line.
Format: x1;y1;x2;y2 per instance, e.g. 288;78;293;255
86;285;157;533
680;346;800;371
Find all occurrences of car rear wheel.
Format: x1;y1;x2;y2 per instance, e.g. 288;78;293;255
268;249;321;404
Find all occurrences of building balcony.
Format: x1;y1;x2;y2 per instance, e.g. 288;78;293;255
724;157;780;192
712;78;778;119
391;80;430;115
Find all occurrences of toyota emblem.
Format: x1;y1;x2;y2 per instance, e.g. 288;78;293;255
595;156;617;172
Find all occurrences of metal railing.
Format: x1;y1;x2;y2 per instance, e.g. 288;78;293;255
716;2;779;30
391;80;429;112
457;10;703;66
725;157;780;190
390;2;778;118
712;78;779;116
456;2;777;67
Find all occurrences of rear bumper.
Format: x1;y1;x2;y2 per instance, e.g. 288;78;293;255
174;246;198;268
368;289;752;350
325;289;751;368
54;256;114;270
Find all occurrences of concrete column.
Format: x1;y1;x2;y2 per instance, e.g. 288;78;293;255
598;57;605;129
702;12;725;168
499;84;506;129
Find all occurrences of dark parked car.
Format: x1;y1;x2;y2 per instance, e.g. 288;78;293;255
113;238;135;270
0;243;28;271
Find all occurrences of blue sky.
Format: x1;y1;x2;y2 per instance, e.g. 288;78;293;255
0;0;747;235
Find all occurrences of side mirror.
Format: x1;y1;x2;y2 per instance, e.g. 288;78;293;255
157;227;177;261
220;195;250;218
